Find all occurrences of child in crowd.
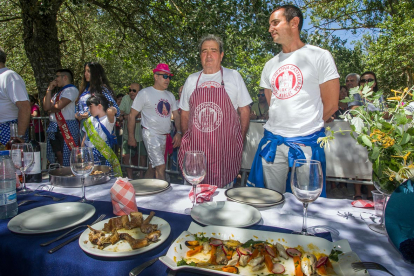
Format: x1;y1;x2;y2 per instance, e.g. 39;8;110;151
82;94;122;176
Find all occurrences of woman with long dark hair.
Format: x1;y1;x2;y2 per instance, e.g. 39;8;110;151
75;62;120;142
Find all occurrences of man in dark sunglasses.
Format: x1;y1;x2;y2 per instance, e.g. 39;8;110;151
250;88;269;120
127;64;181;181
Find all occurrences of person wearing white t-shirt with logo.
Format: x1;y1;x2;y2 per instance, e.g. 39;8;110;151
0;47;31;145
127;64;181;181
43;69;79;166
247;5;340;197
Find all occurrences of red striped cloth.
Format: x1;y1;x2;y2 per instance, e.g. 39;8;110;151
178;69;243;188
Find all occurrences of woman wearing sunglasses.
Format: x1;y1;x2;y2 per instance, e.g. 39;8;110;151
250;89;269;120
75;62;120;142
348;71;385;201
348;71;384;112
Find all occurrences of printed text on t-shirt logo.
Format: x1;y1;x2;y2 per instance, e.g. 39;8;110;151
270;64;303;100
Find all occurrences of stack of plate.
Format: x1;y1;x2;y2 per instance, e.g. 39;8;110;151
130;179;170;195
225;187;284;207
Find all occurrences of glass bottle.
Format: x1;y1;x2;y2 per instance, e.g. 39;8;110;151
25;126;42;183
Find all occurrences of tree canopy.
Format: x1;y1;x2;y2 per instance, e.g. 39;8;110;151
1;0;411;108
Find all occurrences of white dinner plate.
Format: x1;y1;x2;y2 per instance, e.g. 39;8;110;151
79;214;171;257
225;187;284;207
191;201;261;227
8;202;96;234
130;179;170;195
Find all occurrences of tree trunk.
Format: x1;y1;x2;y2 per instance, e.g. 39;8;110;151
19;0;64;113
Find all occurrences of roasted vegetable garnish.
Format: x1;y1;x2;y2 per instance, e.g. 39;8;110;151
194;233;209;243
328;248;343;262
241;239;269;248
177;258;197;267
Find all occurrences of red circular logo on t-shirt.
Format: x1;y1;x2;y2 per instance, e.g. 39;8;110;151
270;64;303;99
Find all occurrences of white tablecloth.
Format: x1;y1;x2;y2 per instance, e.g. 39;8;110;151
27;179;413;276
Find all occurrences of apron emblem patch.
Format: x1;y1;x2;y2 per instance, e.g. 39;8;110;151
193;102;223;133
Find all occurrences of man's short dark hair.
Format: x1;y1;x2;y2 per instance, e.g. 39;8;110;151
199;34;224;54
0;47;7;64
272;5;304;32
56;69;74;83
116;93;124;99
87;94;110;112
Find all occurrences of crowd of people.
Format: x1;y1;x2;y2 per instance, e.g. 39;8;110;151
0;4;402;198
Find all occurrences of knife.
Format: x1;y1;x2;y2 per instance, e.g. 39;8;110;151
48;232;81;254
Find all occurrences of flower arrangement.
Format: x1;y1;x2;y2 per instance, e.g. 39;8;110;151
319;83;414;195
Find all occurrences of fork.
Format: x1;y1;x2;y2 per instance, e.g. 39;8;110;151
352;262;395;275
33;193;66;201
40;214;106;247
18;200;38;206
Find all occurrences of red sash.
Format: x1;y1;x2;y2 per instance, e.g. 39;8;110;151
178;68;243;187
55;86;77;150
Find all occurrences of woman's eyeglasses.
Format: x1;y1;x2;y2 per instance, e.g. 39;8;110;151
129;88;137;93
257;94;265;97
156;74;172;80
360;78;375;83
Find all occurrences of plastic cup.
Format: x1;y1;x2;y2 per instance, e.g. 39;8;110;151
372;190;386;216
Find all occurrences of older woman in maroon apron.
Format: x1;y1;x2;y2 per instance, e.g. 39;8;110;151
178;68;243;187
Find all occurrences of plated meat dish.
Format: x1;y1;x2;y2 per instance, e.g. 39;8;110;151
87;211;161;251
177;234;338;275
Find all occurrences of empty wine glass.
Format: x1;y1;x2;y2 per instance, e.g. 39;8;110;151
291;159;323;235
183;151;206;214
70;147;94;203
11;143;34;195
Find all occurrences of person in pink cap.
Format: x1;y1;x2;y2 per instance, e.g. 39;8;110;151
127;63;181;181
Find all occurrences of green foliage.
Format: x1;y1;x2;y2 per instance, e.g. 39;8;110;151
302;0;414;94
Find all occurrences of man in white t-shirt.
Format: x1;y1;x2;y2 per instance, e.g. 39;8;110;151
0;47;30;145
43;69;79;166
128;64;181;181
178;34;252;187
247;5;340;198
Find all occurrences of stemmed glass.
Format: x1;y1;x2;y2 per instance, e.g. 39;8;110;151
291;159;323;235
369;181;392;234
70;147;94;203
182;151;206;214
11;143;34;194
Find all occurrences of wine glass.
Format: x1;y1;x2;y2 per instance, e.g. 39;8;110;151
11;143;34;194
291;159;323;235
368;181;392;234
70;147;94;203
182;151;206;214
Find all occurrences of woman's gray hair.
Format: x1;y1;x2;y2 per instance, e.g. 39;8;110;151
198;34;224;54
0;47;6;64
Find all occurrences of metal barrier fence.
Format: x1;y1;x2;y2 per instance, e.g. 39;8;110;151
31;117;180;177
32;117;372;186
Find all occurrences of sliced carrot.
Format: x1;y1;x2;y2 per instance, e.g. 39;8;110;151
226;250;234;260
222;266;239;274
209;245;217;265
316;265;327;276
247;248;259;263
293;256;303;276
264;253;273;272
326;258;333;268
186;245;203;257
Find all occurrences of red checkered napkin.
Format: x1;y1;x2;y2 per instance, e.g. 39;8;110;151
189;184;217;203
110;177;138;215
352;199;374;208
